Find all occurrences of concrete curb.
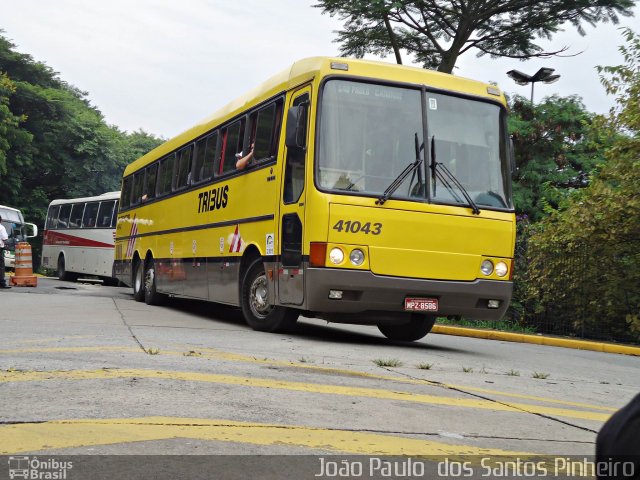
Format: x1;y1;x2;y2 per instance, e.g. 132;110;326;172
432;325;640;357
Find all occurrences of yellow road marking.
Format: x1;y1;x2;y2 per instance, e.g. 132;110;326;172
0;369;610;422
0;416;534;456
0;344;616;414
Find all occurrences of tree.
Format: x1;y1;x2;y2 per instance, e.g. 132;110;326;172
0;73;30;178
0;33;163;267
315;0;635;73
508;94;615;221
523;28;640;342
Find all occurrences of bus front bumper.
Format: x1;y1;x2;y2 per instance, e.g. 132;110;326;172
305;267;512;322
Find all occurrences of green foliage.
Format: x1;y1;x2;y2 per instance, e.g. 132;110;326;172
314;0;634;73
0;72;29;176
436;316;536;334
524;28;640;342
508;94;615;221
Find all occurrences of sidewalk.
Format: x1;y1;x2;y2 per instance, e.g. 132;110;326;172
432;325;640;356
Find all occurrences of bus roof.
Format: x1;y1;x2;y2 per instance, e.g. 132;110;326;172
0;205;25;223
48;191;120;207
124;56;506;177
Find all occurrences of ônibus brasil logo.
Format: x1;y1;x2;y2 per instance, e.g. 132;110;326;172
8;456;73;479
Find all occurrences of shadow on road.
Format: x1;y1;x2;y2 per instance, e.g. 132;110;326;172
162;297;466;354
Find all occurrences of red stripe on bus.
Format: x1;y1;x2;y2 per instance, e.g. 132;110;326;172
43;230;114;249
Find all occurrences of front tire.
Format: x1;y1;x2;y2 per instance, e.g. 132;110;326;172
132;260;144;302
240;259;298;332
144;257;164;306
378;314;436;342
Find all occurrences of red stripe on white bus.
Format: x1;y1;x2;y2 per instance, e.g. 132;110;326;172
43;230;114;249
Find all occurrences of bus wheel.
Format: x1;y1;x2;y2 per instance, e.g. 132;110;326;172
241;259;298;332
132;260;145;302
57;255;77;282
144;257;164;306
377;314;436;342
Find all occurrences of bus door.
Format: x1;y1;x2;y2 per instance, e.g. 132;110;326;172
278;87;311;305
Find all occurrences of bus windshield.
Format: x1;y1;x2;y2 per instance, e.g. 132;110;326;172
317;79;512;210
0;208;26;250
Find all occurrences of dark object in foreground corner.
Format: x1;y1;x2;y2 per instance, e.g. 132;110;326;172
596;392;640;479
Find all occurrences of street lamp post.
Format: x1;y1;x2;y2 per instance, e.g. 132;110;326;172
506;67;561;103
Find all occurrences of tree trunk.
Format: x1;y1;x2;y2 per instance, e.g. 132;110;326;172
437;55;456;74
383;14;403;65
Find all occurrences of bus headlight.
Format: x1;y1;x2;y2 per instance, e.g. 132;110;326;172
495;261;508;278
329;247;345;265
349;249;365;266
480;260;494;276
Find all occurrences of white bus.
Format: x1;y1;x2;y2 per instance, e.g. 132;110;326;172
42;192;120;283
0;205;38;270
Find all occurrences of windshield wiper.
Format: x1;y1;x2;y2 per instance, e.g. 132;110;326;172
430;135;481;215
376;133;423;205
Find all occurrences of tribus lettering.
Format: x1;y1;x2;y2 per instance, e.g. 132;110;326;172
198;185;229;213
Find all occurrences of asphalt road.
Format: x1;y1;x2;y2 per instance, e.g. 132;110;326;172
1;277;639;470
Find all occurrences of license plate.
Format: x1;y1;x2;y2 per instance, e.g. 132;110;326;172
404;297;439;312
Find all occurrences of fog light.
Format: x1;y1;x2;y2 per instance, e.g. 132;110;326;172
488;300;501;309
495;261;508;278
349;249;365;266
329;290;343;299
480;260;494;276
329;248;344;264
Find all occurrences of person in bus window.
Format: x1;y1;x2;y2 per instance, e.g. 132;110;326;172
235;142;255;170
0;216;11;289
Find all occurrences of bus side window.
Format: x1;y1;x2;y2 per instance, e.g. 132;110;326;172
46;205;60;230
82;202;99;228
144;164;158;202
221;119;245;174
131;171;144;206
97;201;115;228
157;153;176;196
57;204;71;229
69;203;85;228
253;102;280;162
174;144;193;190
112;201;119;227
284;94;309;204
121;176;133;210
193;131;218;183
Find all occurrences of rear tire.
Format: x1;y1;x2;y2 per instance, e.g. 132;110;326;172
378;314;436;342
132;259;145;302
57;255;78;282
240;259;298;332
144;257;165;306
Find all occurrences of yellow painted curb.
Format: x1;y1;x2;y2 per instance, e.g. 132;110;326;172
431;325;640;357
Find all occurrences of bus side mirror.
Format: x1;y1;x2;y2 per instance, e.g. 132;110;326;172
285;105;307;150
25;222;38;238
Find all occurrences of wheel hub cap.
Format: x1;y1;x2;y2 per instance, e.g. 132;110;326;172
250;274;272;318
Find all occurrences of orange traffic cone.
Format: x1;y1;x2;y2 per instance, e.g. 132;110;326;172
10;242;37;287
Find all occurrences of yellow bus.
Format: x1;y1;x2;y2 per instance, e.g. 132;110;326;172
114;57;515;342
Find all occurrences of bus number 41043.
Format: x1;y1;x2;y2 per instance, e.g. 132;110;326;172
332;220;382;235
